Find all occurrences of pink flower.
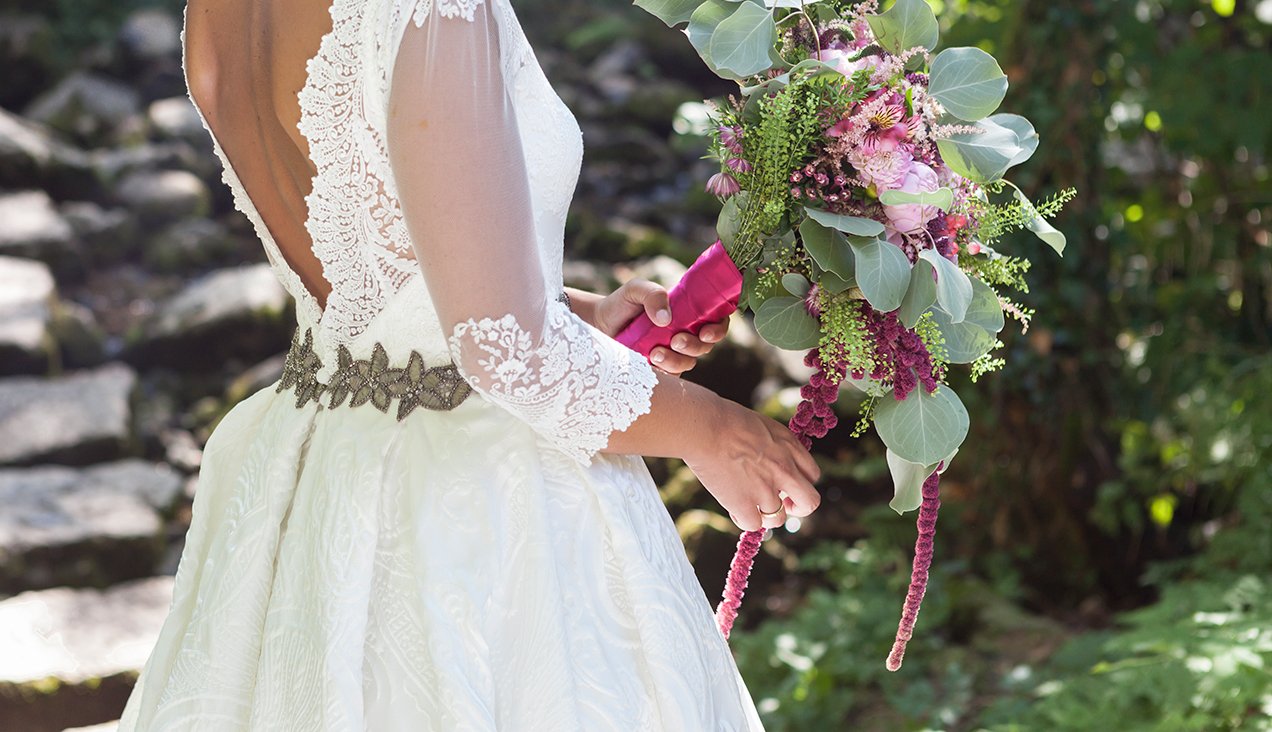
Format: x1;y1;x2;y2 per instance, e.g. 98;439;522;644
726;157;752;174
719;125;743;154
848;147;914;190
705;171;740;198
883;161;940;233
814;47;880;79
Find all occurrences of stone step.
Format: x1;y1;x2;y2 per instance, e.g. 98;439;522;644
0;577;173;732
0;363;137;467
0;460;184;594
0;255;56;376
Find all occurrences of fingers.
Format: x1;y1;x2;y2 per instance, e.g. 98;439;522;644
649;346;694;375
780;477;821;518
727;509;763;533
757;497;787;530
697;317;730;345
669;332;712;358
621;278;672;327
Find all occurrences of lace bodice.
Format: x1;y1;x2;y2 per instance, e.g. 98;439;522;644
182;0;658;464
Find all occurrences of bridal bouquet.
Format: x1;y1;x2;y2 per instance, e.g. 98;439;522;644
621;0;1075;670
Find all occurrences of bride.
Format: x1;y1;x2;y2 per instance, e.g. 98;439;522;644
118;0;820;728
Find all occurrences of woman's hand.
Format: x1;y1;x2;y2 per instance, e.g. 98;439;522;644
590;279;730;376
683;397;822;532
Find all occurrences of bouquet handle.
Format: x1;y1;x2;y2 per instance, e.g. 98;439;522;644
615;240;743;355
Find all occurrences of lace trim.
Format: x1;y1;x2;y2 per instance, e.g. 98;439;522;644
411;0;485;24
296;0;427;345
447;299;658;467
277;327;473;418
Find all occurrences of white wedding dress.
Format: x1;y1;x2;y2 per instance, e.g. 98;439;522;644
117;0;764;729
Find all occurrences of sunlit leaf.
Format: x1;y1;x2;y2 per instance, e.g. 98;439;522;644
868;0;940;55
918;249;973;323
875;385;970;466
848;236;911;312
754;296;822;350
929;47;1009;121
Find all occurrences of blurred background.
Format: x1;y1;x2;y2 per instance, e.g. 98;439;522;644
0;0;1268;730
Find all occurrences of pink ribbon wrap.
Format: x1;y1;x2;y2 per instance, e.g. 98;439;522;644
615;240;743;354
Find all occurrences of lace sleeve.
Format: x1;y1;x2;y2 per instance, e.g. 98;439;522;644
384;0;657;466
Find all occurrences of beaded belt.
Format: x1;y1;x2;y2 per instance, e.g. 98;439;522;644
275;327;473;420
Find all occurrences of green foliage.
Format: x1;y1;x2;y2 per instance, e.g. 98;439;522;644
731;539;965;731
978;470;1272;731
968;185;1076;250
818;294;875;378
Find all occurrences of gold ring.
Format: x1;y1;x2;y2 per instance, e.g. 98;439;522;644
758;503;784;519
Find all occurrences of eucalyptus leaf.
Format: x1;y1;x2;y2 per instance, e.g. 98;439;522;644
634;0;702;26
709;2;779;78
991;113;1040;169
935;117;1021;183
687;0;735;77
930;305;996;363
964;276;1005;333
848;236;911;312
886;449;938;515
867;0;940;56
754;296;822;350
1014;189;1067;255
743;265;784;312
820;270;857;294
879;187;955;212
782;273;812;298
799;217;855;278
918;249;973;323
804;208;886;237
928;47;1008;121
898;258;937;329
874;385;970;466
844;373;890;398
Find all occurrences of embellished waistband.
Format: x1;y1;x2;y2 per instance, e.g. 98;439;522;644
275;327;473;420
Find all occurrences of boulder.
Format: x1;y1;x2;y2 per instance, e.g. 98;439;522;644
0;577;173;732
24;72;142;146
0;256;56;375
0;460;184;594
143;217;238;273
0;363;137;467
0;191;80;269
60;201;139;264
48;301;108;369
126;263;292;371
146;96;205;143
115;169;210;225
0;107;97;200
90;142;203;186
117;9;181;62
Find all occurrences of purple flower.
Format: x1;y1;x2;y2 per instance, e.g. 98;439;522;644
726;157;753;174
719;125;743;154
705;171;740;198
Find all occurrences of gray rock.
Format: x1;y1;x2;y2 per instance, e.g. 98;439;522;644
0;577;173;732
48;300;108;369
0;107;96;200
144;217;237;272
0;191;80;269
118;9;181;61
90;142;203;185
0;460;184;593
625;254;688;288
60;201;138;263
0;363;137;467
126;263;292;370
24;72;142;145
147;96;205;142
0;256;56;375
115;169;210;224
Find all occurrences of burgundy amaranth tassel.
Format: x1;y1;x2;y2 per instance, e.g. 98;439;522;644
886;467;942;671
715;528;764;639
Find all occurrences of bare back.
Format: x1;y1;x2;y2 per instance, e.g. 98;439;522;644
183;0;333;308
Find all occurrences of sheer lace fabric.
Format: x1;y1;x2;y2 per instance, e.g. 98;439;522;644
383;0;657;464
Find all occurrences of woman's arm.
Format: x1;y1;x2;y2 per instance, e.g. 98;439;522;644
385;0;819;530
